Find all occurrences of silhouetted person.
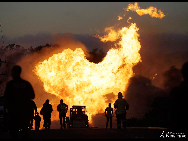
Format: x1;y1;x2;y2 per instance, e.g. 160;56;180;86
105;103;113;129
57;99;68;129
169;62;188;134
28;100;37;129
40;99;53;130
34;112;41;131
114;92;129;129
4;65;35;139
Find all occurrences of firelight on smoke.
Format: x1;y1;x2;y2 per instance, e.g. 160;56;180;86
33;3;165;124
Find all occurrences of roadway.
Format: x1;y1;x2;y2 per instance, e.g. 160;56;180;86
0;127;167;139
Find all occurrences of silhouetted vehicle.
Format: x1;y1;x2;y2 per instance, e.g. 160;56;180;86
69;105;89;128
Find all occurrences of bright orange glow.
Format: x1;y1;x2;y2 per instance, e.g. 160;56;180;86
33;2;165;125
127;2;165;19
34;23;141;123
118;16;123;20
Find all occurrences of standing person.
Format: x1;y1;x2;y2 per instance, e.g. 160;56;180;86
57;99;68;129
28;100;37;129
4;65;35;139
34;112;41;131
169;62;188;134
114;92;129;129
105;103;113;129
40;99;53;130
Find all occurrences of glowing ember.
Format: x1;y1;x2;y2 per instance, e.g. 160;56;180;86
118;16;123;21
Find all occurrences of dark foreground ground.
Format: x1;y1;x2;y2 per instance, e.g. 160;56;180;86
0;127;169;139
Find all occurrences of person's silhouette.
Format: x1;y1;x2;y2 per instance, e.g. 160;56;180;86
40;99;53;130
28;100;37;129
34;112;41;131
170;62;188;134
4;65;35;139
114;92;129;129
57;99;68;129
105;103;113;128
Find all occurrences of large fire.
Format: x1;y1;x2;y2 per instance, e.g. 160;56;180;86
33;3;165;124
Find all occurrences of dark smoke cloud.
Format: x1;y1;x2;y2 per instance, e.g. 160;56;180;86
125;75;167;119
162;66;182;93
133;32;188;88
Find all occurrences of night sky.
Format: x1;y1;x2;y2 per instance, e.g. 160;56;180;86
0;2;188;40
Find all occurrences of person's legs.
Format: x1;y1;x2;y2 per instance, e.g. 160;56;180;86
116;114;121;129
122;114;126;129
9;126;19;139
48;118;51;129
44;118;47;129
20;117;30;139
60;116;62;129
106;117;109;128
110;117;112;129
63;116;66;129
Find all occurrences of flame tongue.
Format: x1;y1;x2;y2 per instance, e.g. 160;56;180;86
127;2;165;19
34;23;141;123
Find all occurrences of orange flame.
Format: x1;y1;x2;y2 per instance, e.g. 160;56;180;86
33;3;165;125
118;16;123;21
34;23;141;123
127;2;165;19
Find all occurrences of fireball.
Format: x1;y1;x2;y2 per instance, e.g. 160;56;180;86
33;3;165;124
34;23;141;122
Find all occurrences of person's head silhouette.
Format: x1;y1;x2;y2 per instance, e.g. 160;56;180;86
45;99;49;104
108;103;111;108
60;99;63;104
11;65;21;79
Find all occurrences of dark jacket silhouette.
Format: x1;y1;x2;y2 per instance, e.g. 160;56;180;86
4;65;35;139
40;99;53;129
169;62;188;134
114;92;129;129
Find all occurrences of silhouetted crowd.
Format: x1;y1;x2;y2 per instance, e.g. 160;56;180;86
3;61;188;138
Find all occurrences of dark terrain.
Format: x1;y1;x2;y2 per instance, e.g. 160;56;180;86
0;127;167;139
